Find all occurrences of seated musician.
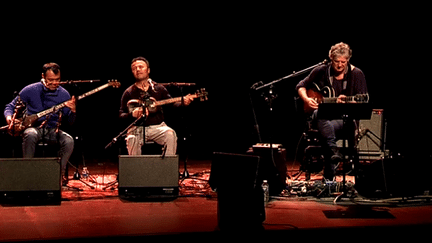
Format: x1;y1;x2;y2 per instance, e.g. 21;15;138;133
119;57;194;155
4;63;76;177
295;42;368;180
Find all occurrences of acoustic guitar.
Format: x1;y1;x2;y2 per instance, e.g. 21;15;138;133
304;83;369;114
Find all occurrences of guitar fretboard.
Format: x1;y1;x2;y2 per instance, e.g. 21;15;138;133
154;94;200;106
322;96;358;103
37;82;116;118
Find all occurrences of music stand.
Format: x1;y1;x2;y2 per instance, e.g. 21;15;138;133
317;103;372;202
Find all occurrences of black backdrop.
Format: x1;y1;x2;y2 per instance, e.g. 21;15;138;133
1;7;429;166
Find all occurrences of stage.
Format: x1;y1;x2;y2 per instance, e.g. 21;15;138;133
1;159;432;242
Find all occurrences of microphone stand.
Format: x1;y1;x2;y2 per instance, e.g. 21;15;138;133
103;111;147;191
105;112;147;150
253;60;327;91
176;85;191;179
249;60;328;183
9;94;24;157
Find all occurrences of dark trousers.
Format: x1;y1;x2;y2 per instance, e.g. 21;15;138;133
312;110;357;179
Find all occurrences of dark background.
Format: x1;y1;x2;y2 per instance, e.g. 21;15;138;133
1;6;429;166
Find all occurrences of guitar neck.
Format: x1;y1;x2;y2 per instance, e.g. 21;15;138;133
322;96;358;103
37;103;67;118
77;82;112;100
154;94;199;106
36;83;113;118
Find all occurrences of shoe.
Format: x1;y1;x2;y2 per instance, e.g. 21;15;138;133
62;175;68;187
330;147;343;162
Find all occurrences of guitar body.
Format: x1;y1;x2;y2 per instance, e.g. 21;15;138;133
126;98;159;114
0;114;41;136
146;98;159;113
304;84;334;114
303;83;369;114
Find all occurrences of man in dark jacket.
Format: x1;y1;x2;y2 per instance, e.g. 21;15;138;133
296;42;368;180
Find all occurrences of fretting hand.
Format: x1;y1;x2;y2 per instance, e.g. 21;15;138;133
65;96;77;113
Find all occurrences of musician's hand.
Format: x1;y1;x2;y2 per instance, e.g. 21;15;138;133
305;97;319;110
183;94;194;106
132;107;149;118
132;107;143;118
65;96;77;113
337;95;347;103
5;116;12;125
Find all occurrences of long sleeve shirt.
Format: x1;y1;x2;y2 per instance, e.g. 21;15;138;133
296;63;368;97
4;81;76;129
119;82;176;126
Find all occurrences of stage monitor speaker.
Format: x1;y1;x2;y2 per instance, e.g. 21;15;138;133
210;152;265;231
0;157;61;203
118;155;179;200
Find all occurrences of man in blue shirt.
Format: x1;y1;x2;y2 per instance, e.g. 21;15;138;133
4;63;76;177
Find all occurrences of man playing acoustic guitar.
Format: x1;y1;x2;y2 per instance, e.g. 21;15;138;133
296;42;368;180
119;57;194;156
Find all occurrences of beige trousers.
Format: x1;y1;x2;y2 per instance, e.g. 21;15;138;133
125;122;177;155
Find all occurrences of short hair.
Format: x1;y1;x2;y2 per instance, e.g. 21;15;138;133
131;57;150;68
328;42;352;60
42;63;60;75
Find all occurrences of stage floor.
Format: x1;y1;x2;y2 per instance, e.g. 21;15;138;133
1;159;432;241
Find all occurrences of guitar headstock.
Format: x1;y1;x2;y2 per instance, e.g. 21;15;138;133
195;88;208;102
108;79;121;88
354;94;369;103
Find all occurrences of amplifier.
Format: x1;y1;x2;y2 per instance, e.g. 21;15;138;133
0;157;61;203
336;109;387;160
248;144;287;196
358;109;386;160
118;155;179;200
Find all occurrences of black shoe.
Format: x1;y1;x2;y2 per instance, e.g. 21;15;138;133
62;176;68;187
330;147;343;162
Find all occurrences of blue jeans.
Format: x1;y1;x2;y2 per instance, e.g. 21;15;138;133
22;127;74;173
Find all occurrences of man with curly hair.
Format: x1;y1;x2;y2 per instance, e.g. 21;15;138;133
296;42;368;180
